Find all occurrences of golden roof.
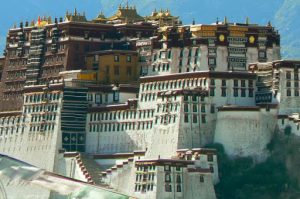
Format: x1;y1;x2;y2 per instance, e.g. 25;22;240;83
147;9;178;20
65;9;87;22
106;4;144;23
93;11;107;23
145;9;181;27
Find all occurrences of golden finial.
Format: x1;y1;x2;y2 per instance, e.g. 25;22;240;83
74;8;77;16
268;21;272;27
48;16;52;24
126;1;129;9
246;17;249;25
224;16;228;24
30;20;35;26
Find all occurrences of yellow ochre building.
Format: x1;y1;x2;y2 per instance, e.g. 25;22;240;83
86;50;139;84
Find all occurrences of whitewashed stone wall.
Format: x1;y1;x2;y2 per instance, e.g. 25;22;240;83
214;108;277;162
277;68;300;115
0;91;63;172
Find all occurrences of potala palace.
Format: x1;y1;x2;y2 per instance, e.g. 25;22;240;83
0;4;299;199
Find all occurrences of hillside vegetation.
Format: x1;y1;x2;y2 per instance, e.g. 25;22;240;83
208;133;300;199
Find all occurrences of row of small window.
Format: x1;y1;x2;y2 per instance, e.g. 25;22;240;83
157;103;180;113
178;66;198;73
136;165;156;172
153;51;171;61
89;109;155;122
89;122;153;132
31;114;56;122
112;55;132;63
228;37;248;43
184;114;207;124
228;52;246;58
164;165;182;172
44;55;64;64
45;44;65;52
3;93;23;99
29;124;55;132
87;93;111;104
229;62;246;69
155;115;178;125
184;95;206;102
39;79;62;86
209;88;254;97
286;71;299;80
42;66;64;76
8;49;26;57
134;184;154;192
5;83;24;90
8;59;27;66
228;47;247;54
286;81;300;88
28;55;42;63
0;117;25;125
140;93;157;102
136;173;155;182
153;48;200;62
0;126;25;135
141;78;207;92
102;65;133;76
165;173;182;183
178;57;199;67
6;71;26;79
286;89;300;97
228;37;247;45
24;104;59;113
210;79;253;88
179;48;200;58
165;184;183;193
182;153;214;162
25;93;61;103
184;104;213;113
152;62;170;72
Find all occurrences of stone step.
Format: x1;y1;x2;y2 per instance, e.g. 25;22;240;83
80;153;105;185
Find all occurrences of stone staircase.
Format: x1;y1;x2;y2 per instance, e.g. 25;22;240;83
101;157;134;185
80;153;105;185
100;151;146;187
65;152;94;184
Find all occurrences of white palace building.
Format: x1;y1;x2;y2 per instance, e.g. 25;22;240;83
0;4;299;199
